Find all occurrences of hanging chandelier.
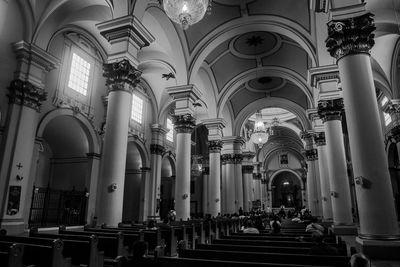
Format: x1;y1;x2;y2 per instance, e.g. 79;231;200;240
162;0;212;30
250;110;269;148
191;155;203;176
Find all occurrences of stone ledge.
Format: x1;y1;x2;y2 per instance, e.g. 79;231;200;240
330;224;358;235
356;237;400;260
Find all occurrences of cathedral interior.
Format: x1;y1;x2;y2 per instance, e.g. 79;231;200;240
0;0;400;265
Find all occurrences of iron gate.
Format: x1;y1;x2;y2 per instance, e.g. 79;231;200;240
28;186;88;228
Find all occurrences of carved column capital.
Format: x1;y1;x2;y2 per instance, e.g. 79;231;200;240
302;149;318;161
208;140;223;153
150;144;166;155
317;98;344;122
314;132;326;146
326;13;376;60
171;114;196;134
8;79;47;111
221;153;243;164
103;59;142;93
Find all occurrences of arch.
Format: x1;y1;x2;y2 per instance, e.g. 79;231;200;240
189;15;317;83
37;108;100;154
233;97;312;136
217;67;313;117
127;135;150;168
268;168;304;192
162;151;177;177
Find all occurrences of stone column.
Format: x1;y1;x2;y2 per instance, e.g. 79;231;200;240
318;99;353;228
242;152;255;212
0;42;58;234
314;132;333;221
234;154;244;212
97;60;141;225
202;167;209;215
203;119;225;217
221;154;235;214
149;124;168;219
167;85;202;220
96;16;154;225
326;8;400;254
301;132;321;216
86;153;101;224
220;159;227;215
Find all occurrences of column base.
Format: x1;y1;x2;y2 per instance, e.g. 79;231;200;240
330;224;358;235
1;219;25;235
147;215;160;222
356;237;400;260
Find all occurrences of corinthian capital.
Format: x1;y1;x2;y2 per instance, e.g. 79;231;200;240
103;59;141;93
172;114;196;134
8;79;47;111
317;99;344;122
326;13;375;60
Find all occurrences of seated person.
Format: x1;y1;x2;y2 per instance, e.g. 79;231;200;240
349;253;370;267
122;241;155;267
306;217;325;234
243;220;260;234
270;217;281;234
146;220;158;230
308;231;338;256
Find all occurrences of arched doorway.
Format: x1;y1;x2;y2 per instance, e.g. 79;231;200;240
32;113;96;227
271;171;302;209
388;143;400;221
123;140;146;223
160;154;175;219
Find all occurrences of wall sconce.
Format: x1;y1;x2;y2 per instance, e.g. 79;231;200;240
182;193;188;199
354;176;371;189
85;192;90;198
108;183;117;192
330;191;338;198
215;198;220;203
16;175;23;181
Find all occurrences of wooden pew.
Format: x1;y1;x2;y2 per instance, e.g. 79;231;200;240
155;256;324;267
0;236;71;267
30;229;104;267
59;226;127;258
0;242;24;267
179;248;349;267
221;234;337;243
212;238;344;249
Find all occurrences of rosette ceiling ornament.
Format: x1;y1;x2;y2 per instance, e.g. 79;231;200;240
250;110;269;148
161;0;212;30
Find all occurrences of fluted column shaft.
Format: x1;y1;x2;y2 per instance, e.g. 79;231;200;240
314;132;333;221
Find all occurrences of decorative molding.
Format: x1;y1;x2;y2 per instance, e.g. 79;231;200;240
150;144;166;155
8;79;47;112
326;13;375;60
302;149;318;161
221;153;243;164
103;59;142;93
171;114;196;134
314;132;326;147
300;131;315;142
308;65;340;88
317;98;344;122
208;140;223;153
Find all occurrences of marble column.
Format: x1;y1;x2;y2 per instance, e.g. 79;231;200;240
221;154;235;214
220;160;227;215
318;99;353;226
97;60;141;225
203;119;225;217
301;132;321;216
202;167;209;215
242;152;255;212
326;9;400;251
234;154;244;212
86;153;101;224
314;132;333;221
0;42;58;234
167;85;202;220
242;165;254;212
149;124;168;219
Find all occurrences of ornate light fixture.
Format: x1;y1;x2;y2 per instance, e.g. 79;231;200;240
162;0;212;30
250;110;269;148
191;154;203;176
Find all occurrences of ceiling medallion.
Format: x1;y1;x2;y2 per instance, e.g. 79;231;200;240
258;76;272;84
246;36;264;47
161;0;212;30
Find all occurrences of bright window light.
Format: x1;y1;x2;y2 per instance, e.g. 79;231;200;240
384;112;392;126
381;96;389;106
166;118;174;142
68;53;90;96
131;94;143;124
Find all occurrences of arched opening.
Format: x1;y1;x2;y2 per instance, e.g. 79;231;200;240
123;141;144;223
388;143;400;221
32;115;91;227
160;155;175;220
271;171;302;209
